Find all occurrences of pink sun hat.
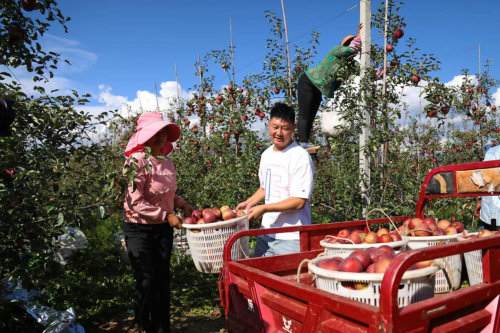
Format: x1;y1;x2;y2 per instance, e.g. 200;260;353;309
125;111;181;157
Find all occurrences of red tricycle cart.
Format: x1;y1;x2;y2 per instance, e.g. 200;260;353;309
218;161;500;333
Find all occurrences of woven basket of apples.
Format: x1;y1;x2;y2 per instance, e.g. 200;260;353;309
398;217;463;293
320;228;410;256
457;229;497;286
306;246;438;307
182;206;249;274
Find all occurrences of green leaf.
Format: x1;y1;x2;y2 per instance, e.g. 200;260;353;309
57;213;64;226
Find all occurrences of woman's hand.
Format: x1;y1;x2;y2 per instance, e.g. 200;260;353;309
167;214;183;229
357;22;363;38
182;203;194;219
247;205;267;221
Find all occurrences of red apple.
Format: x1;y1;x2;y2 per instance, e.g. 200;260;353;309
222;209;236;221
348;233;362;244
184;217;196;225
478;229;493;238
366;248;381;262
378;245;396;255
409;218;423;230
389;232;402;242
435;228;446;236
318;258;341;271
20;0;37;11
450;222;464;233
374;257;393;273
366;264;376;273
202;208;212;217
437;219;451;230
349;250;372;269
445;226;457;235
412;75;421;83
358;232;367;242
465;234;478;240
235;210;246;217
212;207;222;219
377;228;390;236
414;260;433;269
394;28;404;38
403;218;412;227
422;217;436;226
364;232;379;244
351;230;364;236
414;224;433;237
203;210;216;224
386;44;394;52
428;224;437;232
191;210;202;221
338;257;364;273
337;229;351;239
379;234;393;243
354;282;369;290
220;205;231;213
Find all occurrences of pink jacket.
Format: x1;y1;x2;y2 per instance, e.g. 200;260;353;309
123;152;185;224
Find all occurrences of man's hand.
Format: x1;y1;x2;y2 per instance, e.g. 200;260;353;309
357;23;363;38
236;200;255;212
475;200;481;218
167;214;183;229
182;203;194;219
247;205;267;221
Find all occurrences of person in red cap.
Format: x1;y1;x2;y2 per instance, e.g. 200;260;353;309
123;111;194;333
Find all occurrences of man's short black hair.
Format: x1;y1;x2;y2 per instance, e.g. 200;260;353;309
270;102;295;125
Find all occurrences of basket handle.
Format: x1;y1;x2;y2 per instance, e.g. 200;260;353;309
297;259;314;283
324;235;355;244
365;208;402;236
430;259;455;293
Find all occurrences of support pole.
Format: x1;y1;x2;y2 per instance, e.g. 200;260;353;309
198;53;203;95
230;18;235;84
359;0;371;218
281;0;293;101
154;81;159;112
380;0;389;194
175;63;180;108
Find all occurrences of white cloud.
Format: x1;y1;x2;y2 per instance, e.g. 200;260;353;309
492;87;500;106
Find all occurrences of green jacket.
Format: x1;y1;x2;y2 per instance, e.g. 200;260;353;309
305;45;357;98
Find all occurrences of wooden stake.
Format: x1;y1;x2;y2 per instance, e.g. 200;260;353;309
380;0;389;193
137;91;143;113
281;0;293;101
175;63;180;108
198;53;203;95
230;18;235;84
154;81;160;112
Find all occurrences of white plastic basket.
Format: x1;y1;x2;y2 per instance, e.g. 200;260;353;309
183;215;249;274
113;231;130;265
54;227;88;265
308;253;438;308
457;232;482;286
320;237;409;256
406;234;461;293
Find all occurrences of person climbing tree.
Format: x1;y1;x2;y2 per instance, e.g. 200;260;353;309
297;23;388;153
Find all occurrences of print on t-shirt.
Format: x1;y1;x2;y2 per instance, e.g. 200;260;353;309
265;165;291;201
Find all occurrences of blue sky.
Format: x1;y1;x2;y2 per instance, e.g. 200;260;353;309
15;0;500;116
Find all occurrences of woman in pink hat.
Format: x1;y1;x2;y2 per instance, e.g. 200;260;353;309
123;111;194;333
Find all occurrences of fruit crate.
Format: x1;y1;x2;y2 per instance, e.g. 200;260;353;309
219;160;500;333
457;232;483;286
183;215;249;274
319;237;409;255
405;234;462;293
309;252;438;308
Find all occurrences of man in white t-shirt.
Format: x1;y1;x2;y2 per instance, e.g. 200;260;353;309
236;102;315;257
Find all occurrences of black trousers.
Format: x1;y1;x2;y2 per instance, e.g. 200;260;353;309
481;219;500;231
123;221;173;333
297;73;323;143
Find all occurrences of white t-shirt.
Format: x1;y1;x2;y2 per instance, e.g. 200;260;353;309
258;141;315;240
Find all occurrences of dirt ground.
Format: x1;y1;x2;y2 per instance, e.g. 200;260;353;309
87;306;227;333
